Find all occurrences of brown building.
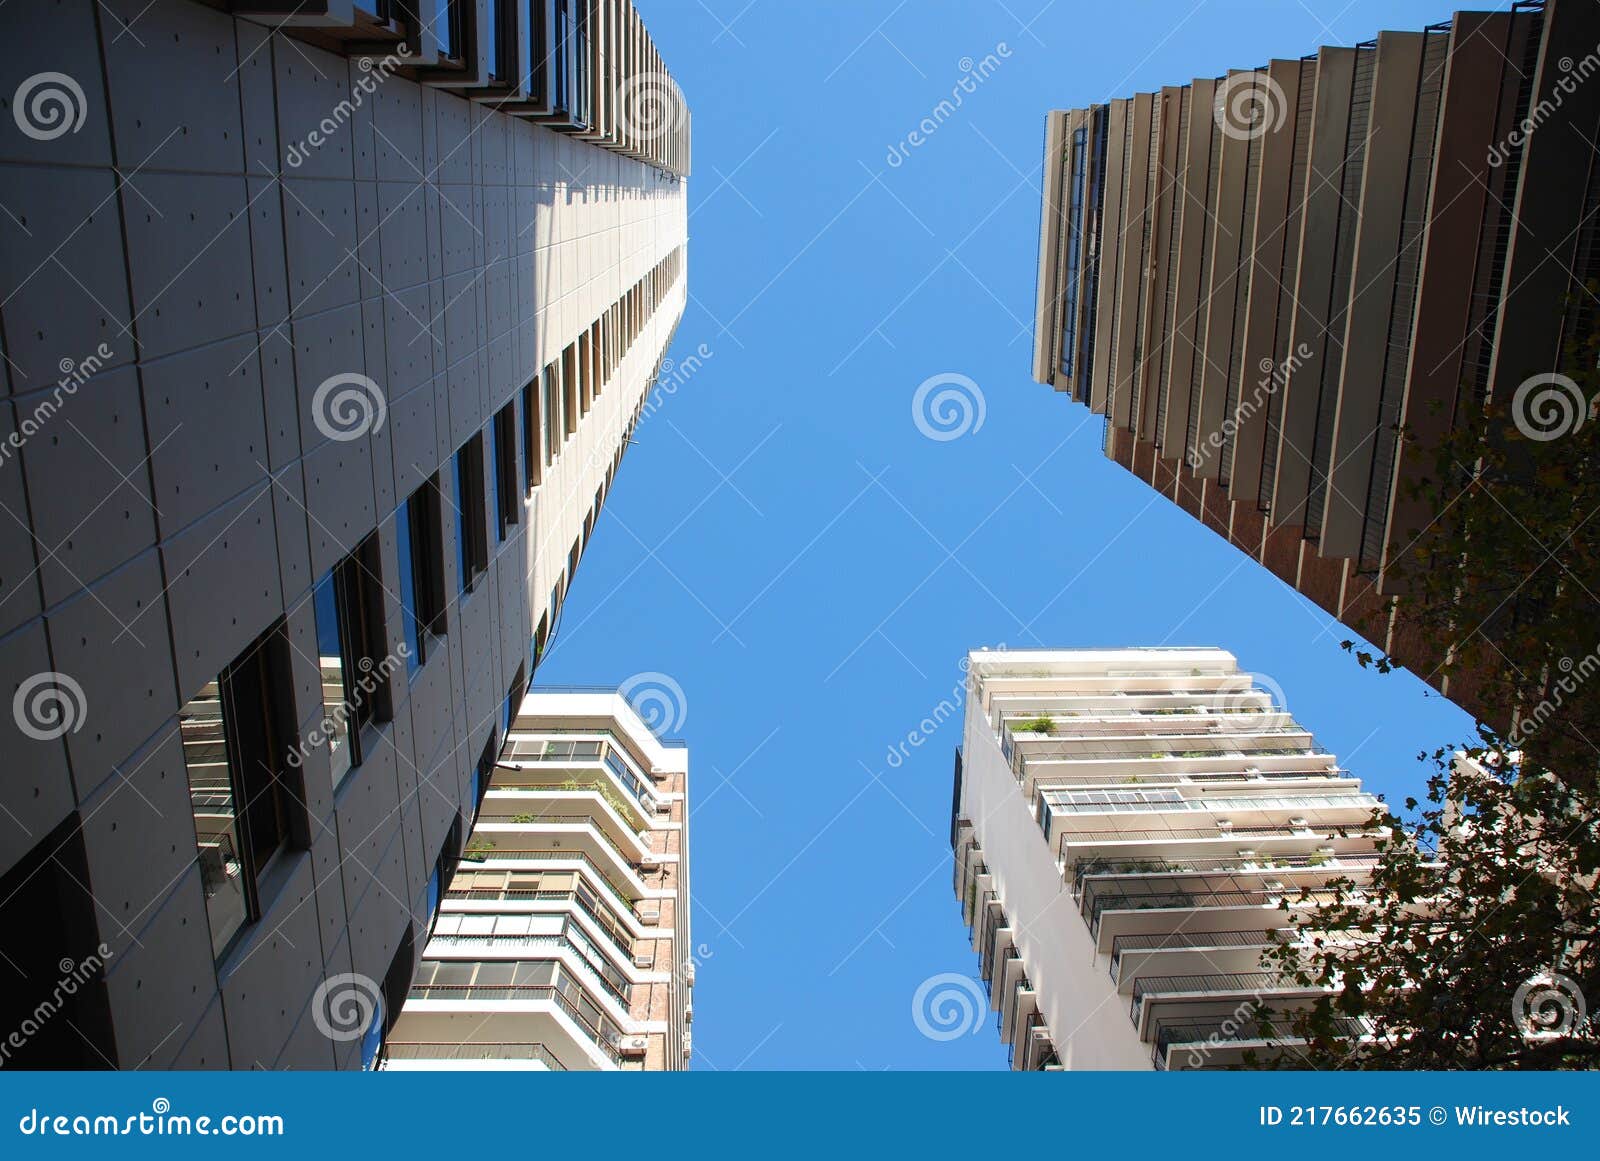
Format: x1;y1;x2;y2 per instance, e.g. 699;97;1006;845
1031;0;1600;726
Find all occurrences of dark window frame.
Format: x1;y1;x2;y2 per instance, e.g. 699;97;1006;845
455;435;489;594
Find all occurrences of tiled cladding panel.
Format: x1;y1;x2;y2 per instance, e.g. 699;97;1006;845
0;0;686;1069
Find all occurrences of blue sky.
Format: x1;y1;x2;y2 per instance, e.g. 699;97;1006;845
534;0;1483;1070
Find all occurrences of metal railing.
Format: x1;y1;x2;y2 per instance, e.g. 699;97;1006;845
403;983;625;1065
1069;852;1378;892
380;1041;567;1069
444;886;636;959
454;849;638;909
1086;885;1347;934
1153;1015;1367;1067
1131;971;1290;1020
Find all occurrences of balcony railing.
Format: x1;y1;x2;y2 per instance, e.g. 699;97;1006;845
1153;1015;1367;1068
427;932;632;1007
1109;929;1277;977
1059;824;1380;845
444;886;636;958
1044;792;1381;817
1069;852;1379;893
1086;885;1347;936
379;1041;567;1069
1131;971;1291;1020
403;983;625;1065
472;810;649;873
454;849;637;909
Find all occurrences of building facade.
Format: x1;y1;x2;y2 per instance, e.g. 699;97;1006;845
0;1;688;1069
952;648;1385;1069
1031;0;1600;726
382;691;691;1071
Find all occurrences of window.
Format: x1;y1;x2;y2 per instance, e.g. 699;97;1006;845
313;532;390;788
455;436;488;593
397;476;446;672
542;364;559;465
521;379;541;493
434;0;463;59
493;401;518;541
179;621;298;959
562;344;579;436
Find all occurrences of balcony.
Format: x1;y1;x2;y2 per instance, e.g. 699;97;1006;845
454;848;643;908
1153;1015;1368;1070
379;1042;567;1070
425;929;634;1010
1068;852;1379;894
443;885;637;960
403;983;625;1067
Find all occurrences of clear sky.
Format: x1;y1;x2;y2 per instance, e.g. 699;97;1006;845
534;0;1485;1070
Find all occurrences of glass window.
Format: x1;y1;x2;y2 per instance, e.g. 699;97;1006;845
493;401;517;542
395;498;423;673
180;622;296;960
359;992;385;1070
455;436;488;593
312;533;388;790
521;378;540;493
435;0;460;59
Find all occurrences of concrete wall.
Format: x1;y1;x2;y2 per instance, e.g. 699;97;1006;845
958;693;1150;1069
0;0;686;1069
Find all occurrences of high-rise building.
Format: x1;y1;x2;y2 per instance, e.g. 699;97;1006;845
1030;0;1599;727
0;1;688;1069
383;690;692;1071
951;648;1385;1069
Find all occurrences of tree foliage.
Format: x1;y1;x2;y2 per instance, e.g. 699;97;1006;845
1258;745;1598;1069
1251;313;1600;1069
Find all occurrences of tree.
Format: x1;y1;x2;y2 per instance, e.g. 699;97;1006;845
1255;743;1598;1068
1351;306;1600;788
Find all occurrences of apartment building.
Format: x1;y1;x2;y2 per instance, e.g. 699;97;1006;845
0;1;688;1069
951;648;1385;1069
382;690;691;1071
1030;0;1600;727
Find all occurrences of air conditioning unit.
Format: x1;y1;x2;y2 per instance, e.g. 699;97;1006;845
1290;817;1309;829
639;854;661;868
620;1036;648;1057
633;952;653;969
654;801;673;814
684;1004;693;1023
636;905;661;924
684;962;696;986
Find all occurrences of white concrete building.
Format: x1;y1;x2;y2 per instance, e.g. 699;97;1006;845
952;648;1384;1069
384;690;691;1071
